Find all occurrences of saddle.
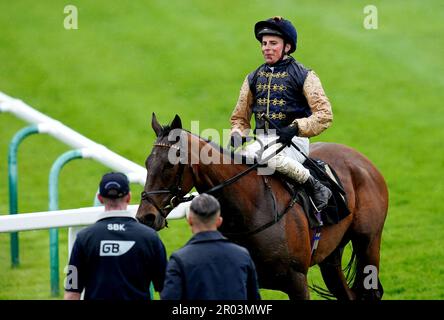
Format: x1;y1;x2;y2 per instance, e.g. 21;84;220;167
280;158;350;229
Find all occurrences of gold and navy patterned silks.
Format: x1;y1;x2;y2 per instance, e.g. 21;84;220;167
249;57;311;131
230;56;333;138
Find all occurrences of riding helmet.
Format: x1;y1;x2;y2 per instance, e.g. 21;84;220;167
254;16;298;53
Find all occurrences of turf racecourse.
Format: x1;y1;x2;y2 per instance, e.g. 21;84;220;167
0;0;443;299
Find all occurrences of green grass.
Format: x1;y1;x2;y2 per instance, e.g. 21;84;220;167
1;0;443;299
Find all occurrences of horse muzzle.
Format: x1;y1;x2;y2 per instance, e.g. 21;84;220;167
136;212;156;227
136;208;167;231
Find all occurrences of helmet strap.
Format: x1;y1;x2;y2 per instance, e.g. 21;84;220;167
278;41;288;62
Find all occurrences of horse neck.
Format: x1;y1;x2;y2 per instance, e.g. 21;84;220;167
185;132;241;190
184;133;270;231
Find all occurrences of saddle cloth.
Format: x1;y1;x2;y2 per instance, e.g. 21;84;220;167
280;158;350;229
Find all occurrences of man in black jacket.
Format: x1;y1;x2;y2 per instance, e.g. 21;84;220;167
64;172;167;300
161;194;261;300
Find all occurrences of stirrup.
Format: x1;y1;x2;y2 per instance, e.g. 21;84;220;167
308;197;324;227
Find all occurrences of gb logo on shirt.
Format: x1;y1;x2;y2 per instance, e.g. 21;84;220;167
100;240;135;256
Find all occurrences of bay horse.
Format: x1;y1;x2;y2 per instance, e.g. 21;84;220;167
136;114;388;300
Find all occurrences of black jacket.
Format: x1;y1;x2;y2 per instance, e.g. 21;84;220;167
161;231;261;300
66;212;167;300
249;56;311;131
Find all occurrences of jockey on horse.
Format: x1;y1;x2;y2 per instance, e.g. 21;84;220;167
229;16;333;211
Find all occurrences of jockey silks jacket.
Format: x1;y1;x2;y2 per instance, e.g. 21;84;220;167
230;56;333;138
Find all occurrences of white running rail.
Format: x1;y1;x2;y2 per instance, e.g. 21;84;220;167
0;91;192;256
0;91;147;184
0;202;190;255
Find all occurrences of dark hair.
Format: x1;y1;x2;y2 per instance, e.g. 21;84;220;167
190;194;220;221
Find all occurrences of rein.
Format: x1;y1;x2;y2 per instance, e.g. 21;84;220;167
204;142;287;194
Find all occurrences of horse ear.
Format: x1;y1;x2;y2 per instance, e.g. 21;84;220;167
151;113;162;137
170;114;182;130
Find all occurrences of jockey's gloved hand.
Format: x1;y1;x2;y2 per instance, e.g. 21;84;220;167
277;124;299;146
228;132;248;149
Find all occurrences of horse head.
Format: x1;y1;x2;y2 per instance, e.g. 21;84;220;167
136;113;194;230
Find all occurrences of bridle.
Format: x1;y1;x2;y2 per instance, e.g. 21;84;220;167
140;142;195;224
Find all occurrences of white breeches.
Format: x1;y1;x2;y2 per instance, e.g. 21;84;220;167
237;134;311;183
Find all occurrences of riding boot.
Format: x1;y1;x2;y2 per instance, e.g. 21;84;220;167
267;154;332;210
302;175;332;211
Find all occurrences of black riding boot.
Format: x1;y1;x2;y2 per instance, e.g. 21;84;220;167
303;176;332;211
